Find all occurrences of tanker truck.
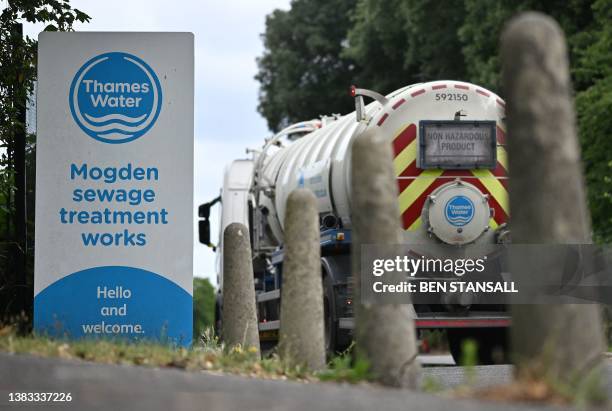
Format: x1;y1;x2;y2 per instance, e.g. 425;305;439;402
199;80;511;363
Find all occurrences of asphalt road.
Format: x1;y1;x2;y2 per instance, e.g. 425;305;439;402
1;353;602;411
422;355;612;391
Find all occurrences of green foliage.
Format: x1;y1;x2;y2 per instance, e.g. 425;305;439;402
193;277;216;341
552;367;608;407
255;0;358;131
575;0;612;243
0;1;90;320
346;0;467;93
421;329;447;351
0;1;91;154
2;0;90;32
317;353;371;383
576;78;612;242
459;338;478;367
344;0;413;94
316;343;371;383
460;339;478;385
421;375;443;393
457;0;514;91
459;0;595;92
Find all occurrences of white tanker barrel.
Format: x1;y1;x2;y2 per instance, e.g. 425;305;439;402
258;80;506;247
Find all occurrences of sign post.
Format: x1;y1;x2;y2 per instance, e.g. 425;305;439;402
34;32;194;345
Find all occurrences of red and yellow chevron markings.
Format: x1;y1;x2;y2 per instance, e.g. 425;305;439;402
392;123;509;231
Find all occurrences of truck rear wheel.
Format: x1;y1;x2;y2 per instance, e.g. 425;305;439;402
323;274;339;357
214;300;222;339
447;328;508;365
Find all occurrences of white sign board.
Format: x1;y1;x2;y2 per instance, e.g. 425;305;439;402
34;32;194;345
419;121;497;169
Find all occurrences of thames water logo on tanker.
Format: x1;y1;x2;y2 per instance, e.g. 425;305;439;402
69;52;162;144
445;195;475;227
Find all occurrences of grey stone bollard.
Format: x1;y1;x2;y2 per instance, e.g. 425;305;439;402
278;189;326;370
501;12;604;383
222;223;260;354
350;127;420;388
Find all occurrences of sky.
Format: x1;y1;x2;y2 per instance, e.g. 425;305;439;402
20;0;292;286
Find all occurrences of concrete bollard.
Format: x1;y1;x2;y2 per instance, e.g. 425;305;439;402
222;223;260;354
350;127;420;388
278;189;326;370
501;12;604;383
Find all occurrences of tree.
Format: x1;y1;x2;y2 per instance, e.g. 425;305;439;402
344;0;413;94
255;0;358;132
459;0;595;91
574;0;612;243
193;277;215;341
345;0;467;94
0;0;90;325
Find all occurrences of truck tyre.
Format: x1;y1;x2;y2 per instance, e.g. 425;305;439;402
447;328;508;365
323;274;339;357
214;299;222;340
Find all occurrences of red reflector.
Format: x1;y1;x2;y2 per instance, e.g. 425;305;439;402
377;113;389;126
410;89;425;97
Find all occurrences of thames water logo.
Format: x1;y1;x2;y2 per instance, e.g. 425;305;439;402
69;52;162;144
445;195;474;227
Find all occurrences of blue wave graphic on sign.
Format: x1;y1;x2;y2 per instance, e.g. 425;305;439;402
34;266;192;346
444;195;475;227
69;52;162;144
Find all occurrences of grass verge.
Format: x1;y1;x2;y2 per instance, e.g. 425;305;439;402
0;325;367;384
